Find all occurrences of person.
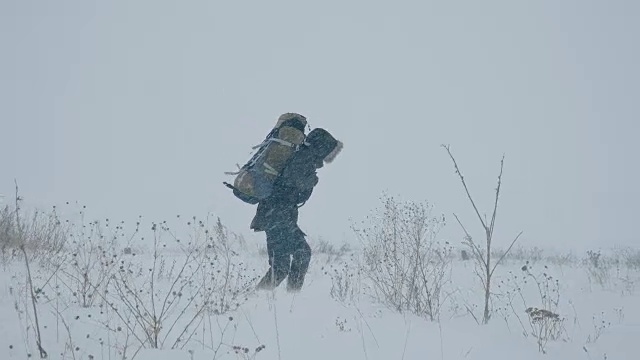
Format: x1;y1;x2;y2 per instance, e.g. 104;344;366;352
250;123;342;292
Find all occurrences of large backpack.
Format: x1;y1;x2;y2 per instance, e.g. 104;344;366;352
223;113;308;204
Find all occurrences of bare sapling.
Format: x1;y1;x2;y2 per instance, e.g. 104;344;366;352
441;145;523;324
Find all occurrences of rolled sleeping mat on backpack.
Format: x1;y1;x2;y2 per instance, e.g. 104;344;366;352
262;113;307;175
276;112;307;129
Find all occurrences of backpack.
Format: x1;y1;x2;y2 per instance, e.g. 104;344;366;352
223;113;308;204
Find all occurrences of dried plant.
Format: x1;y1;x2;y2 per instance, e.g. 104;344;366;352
353;194;451;321
442;144;522;324
525;307;565;353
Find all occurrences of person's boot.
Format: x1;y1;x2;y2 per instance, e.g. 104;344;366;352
256;272;276;291
256;267;288;290
256;253;290;291
287;244;311;292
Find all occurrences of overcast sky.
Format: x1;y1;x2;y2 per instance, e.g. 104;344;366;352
1;0;638;252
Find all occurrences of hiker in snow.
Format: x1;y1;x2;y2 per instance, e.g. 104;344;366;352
252;128;342;291
224;113;342;291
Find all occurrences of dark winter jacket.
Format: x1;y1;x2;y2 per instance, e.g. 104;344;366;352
249;145;320;232
250;127;342;233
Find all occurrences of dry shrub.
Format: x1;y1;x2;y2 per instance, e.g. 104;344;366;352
353;194;451;321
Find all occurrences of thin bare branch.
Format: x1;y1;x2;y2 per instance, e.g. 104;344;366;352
490;231;524;277
441;144;488;231
454;214;487;269
488;155;505;242
452;213;472;241
14;180;48;358
463;303;480;325
473;267;487;288
21;244;48;358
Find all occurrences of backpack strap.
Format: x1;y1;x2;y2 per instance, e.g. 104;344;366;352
269;138;297;147
224;163;243;175
263;163;279;176
253;137;298;149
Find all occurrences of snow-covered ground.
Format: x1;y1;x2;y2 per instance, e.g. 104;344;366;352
1;213;639;360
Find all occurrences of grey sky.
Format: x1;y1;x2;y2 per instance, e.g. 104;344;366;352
1;0;638;252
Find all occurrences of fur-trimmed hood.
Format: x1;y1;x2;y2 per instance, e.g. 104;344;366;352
322;139;343;163
304;128;343;164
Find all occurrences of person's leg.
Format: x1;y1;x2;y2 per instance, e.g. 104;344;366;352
287;227;311;292
256;227;291;290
